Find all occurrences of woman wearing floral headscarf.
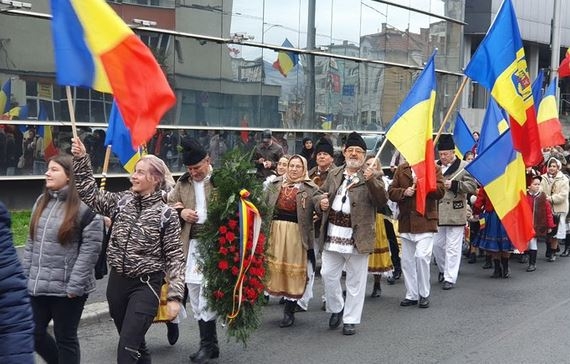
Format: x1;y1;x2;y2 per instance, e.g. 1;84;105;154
264;155;322;328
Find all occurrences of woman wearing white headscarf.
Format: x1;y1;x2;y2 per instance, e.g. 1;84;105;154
264;155;322;328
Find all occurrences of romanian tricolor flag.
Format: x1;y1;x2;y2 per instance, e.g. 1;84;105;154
273;39;299;77
453;113;476;159
105;101;141;173
478;97;509;154
38;105;59;161
0;79;10;114
386;51;437;215
50;0;176;147
559;49;570;78
536;77;565;148
464;0;541;167
465;129;534;252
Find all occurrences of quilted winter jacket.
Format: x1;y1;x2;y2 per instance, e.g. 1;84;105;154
73;154;186;301
22;188;104;297
0;202;34;364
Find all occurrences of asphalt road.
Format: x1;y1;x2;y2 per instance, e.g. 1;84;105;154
53;246;570;364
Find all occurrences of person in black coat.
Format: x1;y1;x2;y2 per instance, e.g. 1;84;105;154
0;201;34;364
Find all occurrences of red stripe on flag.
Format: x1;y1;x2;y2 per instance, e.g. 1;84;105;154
501;192;534;252
410;139;436;216
100;34;175;148
509;107;542;167
538;118;566;148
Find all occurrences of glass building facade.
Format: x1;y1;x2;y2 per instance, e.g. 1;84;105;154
0;0;465;179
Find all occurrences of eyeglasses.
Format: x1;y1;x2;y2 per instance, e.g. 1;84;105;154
345;147;365;154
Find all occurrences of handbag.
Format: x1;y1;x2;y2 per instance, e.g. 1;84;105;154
153;282;170;323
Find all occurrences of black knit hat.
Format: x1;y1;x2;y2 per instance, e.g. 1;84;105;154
437;134;455;151
315;137;334;156
181;137;207;166
344;131;367;151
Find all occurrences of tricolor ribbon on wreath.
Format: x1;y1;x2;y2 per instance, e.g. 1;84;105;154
227;189;262;322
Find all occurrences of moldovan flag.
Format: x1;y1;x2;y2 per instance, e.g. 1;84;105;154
465;129;533;252
50;0;175;147
386;51;437;215
531;69;544;114
0;79;10;114
105;101;141;173
464;0;541;167
536;77;565;148
453;113;476;159
273;39;299;77
559;49;570;78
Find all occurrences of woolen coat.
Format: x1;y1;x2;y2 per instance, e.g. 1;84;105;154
265;176;321;250
314;165;387;254
388;162;445;233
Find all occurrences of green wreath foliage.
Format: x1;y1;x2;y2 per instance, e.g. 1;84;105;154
196;148;272;346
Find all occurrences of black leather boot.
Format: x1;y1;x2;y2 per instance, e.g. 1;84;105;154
166;322;179;345
490;259;502;278
468;252;477;264
501;257;510;278
527;250;537;272
279;300;296;328
371;280;381;298
482;255;493;269
191;320;220;364
561;238;570;257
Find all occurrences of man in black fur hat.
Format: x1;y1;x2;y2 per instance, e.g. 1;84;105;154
316;131;387;336
168;137;220;363
433;134;477;290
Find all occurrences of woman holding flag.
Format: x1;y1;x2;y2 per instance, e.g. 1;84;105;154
264;155;321;328
71;137;185;364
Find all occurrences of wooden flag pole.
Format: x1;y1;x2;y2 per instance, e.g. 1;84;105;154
100;145;112;191
65;86;79;139
373;136;389;162
433;77;469;146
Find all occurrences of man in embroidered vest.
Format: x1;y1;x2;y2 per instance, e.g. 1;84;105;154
315;131;387;335
433;134;477;290
168;137;219;363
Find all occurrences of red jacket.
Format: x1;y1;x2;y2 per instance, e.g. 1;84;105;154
525;191;555;237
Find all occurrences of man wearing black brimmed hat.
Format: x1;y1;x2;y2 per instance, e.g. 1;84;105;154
433;134;476;290
252;129;284;179
168;137;220;362
315;131;387;336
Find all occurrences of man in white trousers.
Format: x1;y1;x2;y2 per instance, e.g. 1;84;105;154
316;132;387;335
433;134;477;290
388;159;445;308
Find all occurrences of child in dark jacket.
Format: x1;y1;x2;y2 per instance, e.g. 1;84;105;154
525;175;556;272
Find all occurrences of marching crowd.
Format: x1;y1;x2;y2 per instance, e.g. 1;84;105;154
2;128;570;364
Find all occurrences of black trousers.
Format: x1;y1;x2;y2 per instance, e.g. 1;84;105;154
31;294;87;364
384;219;401;272
106;268;164;364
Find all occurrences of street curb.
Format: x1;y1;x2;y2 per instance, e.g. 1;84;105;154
80;301;111;327
47;301;111;328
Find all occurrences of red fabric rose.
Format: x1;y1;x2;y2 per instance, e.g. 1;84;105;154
218;260;229;271
213;289;224;300
219;226;228;234
228;219;238;230
231;266;240;276
219;247;228;255
226;231;236;242
219;236;227;246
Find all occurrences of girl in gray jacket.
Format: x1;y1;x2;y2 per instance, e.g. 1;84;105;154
22;154;103;364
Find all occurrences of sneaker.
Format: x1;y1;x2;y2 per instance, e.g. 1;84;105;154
419;296;430;308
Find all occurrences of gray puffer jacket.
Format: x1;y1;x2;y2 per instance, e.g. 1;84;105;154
22;188;103;297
